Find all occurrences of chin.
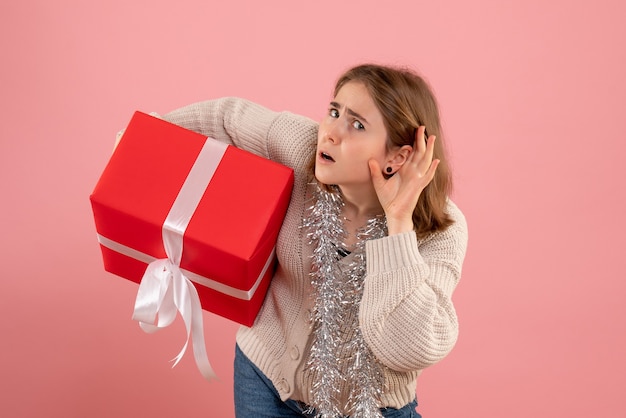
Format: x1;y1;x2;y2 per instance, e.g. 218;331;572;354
314;168;329;184
315;172;337;185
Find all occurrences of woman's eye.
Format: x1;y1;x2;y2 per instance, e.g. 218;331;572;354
352;120;365;130
329;108;339;118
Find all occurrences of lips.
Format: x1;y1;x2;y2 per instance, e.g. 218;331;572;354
319;151;335;162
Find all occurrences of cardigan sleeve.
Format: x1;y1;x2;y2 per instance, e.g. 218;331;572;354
161;97;318;172
359;200;468;372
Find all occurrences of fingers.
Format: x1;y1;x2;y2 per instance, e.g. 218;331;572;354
425;158;440;183
409;126;434;157
375;126;438;183
415;125;428;154
368;159;384;184
408;126;436;176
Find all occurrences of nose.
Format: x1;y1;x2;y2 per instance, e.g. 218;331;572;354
324;118;345;144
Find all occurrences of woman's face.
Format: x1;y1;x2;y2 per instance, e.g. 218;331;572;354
315;81;391;190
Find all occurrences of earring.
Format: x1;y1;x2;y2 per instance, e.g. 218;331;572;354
386;167;393;173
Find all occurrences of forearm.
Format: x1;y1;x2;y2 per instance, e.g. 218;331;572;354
162;97;279;158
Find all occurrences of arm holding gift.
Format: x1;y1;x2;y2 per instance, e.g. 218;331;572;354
162;98;276;155
162;98;318;176
115;98;317;182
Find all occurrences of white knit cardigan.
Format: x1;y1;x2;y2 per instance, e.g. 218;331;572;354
162;97;468;413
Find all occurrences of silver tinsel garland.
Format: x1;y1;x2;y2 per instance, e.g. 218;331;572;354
303;184;388;418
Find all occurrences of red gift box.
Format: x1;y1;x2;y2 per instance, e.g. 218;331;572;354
90;111;294;328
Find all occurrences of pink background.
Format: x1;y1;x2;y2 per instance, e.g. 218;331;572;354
1;0;625;417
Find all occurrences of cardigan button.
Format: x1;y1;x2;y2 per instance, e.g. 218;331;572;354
277;378;290;394
290;346;300;360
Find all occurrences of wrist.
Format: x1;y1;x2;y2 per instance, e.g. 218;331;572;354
385;216;414;235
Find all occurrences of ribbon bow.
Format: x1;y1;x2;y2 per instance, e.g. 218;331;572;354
130;137;228;380
132;258;216;379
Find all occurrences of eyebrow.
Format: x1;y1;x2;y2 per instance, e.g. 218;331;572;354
330;101;369;125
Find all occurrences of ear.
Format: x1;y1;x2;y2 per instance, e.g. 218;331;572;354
385;145;413;173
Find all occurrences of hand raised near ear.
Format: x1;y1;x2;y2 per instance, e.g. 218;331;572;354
369;126;439;235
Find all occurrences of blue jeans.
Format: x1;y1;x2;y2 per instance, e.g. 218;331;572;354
234;344;422;417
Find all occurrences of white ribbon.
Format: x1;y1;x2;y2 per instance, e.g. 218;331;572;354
98;234;274;301
131;138;228;380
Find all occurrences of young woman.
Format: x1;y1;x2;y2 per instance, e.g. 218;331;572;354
161;64;468;418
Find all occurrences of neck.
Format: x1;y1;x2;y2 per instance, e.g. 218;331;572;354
338;184;383;220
